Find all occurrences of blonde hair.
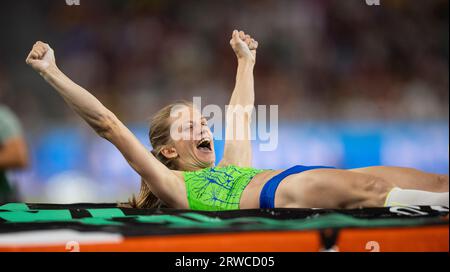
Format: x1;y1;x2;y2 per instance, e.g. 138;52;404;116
126;100;193;209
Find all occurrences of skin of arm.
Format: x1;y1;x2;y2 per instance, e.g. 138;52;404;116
219;30;259;167
26;41;188;208
0;137;28;169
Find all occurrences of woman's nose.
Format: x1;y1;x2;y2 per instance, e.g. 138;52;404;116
193;126;204;139
201;127;210;137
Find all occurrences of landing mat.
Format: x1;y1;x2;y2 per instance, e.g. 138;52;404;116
0;203;448;252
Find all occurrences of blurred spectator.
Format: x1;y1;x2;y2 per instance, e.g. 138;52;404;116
0;104;28;202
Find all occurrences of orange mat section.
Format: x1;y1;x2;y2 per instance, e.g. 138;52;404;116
0;225;448;252
338;225;449;252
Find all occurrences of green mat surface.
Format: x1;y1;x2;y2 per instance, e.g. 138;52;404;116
0;203;448;236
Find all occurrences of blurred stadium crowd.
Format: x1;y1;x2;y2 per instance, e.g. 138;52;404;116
1;0;448;124
0;0;448;202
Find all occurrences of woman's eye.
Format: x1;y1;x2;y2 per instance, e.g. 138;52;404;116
184;124;193;130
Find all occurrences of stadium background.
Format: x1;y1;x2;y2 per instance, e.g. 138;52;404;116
0;0;448;203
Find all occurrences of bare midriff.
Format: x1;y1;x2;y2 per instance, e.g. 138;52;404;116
239;169;284;209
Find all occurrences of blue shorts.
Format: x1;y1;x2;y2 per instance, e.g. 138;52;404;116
259;165;335;209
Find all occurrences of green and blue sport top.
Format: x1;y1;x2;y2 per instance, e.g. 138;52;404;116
183;165;265;211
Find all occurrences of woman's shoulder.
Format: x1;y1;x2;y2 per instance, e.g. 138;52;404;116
171;170;185;180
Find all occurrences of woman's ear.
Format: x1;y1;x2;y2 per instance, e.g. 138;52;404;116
160;146;179;159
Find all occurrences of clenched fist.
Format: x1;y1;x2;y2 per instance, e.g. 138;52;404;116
25;41;56;74
230;30;258;63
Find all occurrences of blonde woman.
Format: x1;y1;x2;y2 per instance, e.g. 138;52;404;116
26;30;449;210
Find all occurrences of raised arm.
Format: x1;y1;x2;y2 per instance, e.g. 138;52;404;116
219;30;259;167
25;41;187;208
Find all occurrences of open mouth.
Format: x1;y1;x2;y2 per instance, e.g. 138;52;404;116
196;138;212;152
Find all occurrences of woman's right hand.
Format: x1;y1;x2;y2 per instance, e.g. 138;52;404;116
25;41;57;74
230;30;258;63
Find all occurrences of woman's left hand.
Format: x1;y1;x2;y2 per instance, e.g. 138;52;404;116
230;30;258;63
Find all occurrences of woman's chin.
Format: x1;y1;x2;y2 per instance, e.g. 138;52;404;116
195;150;215;166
